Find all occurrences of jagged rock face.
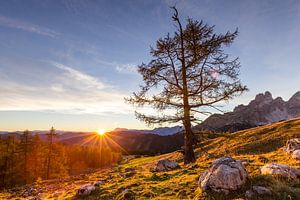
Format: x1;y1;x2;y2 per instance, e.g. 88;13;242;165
195;91;300;132
199;156;248;195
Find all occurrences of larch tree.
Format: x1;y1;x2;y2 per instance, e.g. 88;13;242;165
126;7;248;164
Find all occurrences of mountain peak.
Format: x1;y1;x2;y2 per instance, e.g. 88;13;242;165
254;91;273;102
288;91;300;102
196;91;300;132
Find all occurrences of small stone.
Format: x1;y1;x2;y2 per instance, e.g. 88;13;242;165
284;138;300;153
292;150;300;160
152;159;181;172
252;186;272;195
76;184;96;196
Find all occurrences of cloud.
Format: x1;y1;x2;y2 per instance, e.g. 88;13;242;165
0;61;133;115
115;63;137;73
53;62;105;90
94;59;137;74
0;15;60;38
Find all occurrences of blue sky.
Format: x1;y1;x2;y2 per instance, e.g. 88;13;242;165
0;0;300;131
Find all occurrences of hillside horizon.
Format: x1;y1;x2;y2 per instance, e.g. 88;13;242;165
1;117;299;199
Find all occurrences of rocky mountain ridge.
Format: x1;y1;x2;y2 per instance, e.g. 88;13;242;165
196;91;300;132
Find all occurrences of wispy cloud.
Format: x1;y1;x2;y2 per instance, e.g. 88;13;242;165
0;61;133;115
95;59;137;74
0;15;60;38
53;62;105;90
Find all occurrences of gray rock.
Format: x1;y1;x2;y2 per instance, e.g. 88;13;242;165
284;138;300;153
76;184;96;196
152;159;181;172
245;186;272;199
199;156;249;195
261;163;300;179
252;186;272;195
292;149;300;160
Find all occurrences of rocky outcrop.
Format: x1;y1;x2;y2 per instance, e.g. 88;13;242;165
195;91;300;132
260;164;300;179
284;138;300;153
283;138;300;160
199;156;248;194
76;184;96;196
151;159;181;172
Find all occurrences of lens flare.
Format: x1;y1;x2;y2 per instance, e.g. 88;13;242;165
97;128;106;135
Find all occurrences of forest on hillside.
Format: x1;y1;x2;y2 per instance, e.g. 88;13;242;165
0;128;122;188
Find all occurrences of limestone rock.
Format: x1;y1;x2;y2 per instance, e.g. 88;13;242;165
292;150;300;159
245;186;271;199
76;184;96;196
252;186;272;195
284;138;300;153
199;156;249;194
152;159;180;172
261;163;300;179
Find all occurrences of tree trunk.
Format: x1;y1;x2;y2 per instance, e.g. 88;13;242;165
183;106;196;164
174;9;197;164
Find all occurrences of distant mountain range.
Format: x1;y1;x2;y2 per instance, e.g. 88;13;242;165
2;91;300;154
195;91;300;132
112;126;183;136
0;128;184;155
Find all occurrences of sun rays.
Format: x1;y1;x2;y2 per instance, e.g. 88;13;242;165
97;128;106;136
77;130;129;156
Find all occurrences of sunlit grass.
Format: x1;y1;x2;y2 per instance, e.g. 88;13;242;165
2;118;300;199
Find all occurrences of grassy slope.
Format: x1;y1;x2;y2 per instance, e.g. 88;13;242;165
1;118;300;199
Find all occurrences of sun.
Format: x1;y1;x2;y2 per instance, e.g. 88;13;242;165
97;128;106;136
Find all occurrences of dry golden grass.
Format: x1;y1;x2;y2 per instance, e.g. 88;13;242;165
1;118;300;199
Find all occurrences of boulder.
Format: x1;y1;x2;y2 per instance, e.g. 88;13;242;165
152;159;181;172
261;163;300;179
252;186;272;195
245;186;272;199
284;138;300;153
76;184;96;196
292;150;300;160
199;156;249;195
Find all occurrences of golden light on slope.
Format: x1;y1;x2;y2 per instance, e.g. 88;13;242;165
97;128;106;136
